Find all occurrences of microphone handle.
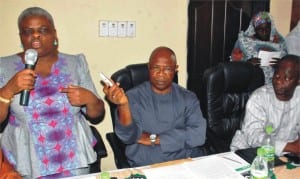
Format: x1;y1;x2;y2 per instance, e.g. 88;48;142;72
19;64;35;106
25;64;35;69
20;90;30;106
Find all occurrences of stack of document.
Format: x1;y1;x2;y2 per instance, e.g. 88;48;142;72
142;152;250;179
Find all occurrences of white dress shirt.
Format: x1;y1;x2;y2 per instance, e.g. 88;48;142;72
231;85;300;155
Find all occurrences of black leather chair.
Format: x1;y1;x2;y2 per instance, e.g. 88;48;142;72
89;125;108;173
201;61;265;154
106;63;178;169
0;118;8;133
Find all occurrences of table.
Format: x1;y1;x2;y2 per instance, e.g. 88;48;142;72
274;165;300;179
67;154;300;179
273;157;300;179
107;157;300;179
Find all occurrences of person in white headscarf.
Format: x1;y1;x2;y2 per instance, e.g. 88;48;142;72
231;11;287;84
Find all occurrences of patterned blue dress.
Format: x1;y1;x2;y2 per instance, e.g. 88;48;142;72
0;53;98;178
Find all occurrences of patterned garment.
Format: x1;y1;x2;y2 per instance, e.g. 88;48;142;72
230;12;287;84
0;53;97;178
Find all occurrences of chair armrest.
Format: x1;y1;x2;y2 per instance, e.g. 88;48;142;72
106;132;130;169
90;126;107;158
0;118;8;133
206;128;231;154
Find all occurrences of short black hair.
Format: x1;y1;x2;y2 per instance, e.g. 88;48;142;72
278;54;300;77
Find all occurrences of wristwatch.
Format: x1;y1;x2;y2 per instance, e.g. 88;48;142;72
149;134;157;146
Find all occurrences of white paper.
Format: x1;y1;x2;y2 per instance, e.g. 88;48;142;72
258;50;281;66
142;164;198;179
142;155;246;179
64;173;98;179
186;156;246;179
217;152;251;173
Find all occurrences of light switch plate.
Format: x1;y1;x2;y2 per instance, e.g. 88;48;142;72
127;21;136;37
118;21;127;37
99;20;109;37
108;21;118;37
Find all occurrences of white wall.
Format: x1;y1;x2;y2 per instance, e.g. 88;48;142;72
0;0;291;171
270;0;293;36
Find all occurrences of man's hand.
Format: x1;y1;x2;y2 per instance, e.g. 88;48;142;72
103;82;128;106
103;82;132;126
138;132;160;146
284;138;300;155
138;132;152;145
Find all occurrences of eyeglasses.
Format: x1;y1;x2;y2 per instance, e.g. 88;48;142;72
149;65;175;74
20;26;54;36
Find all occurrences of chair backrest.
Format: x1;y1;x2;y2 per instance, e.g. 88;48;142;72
202;61;264;154
106;63;178;169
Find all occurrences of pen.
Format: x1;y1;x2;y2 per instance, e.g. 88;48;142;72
221;156;243;164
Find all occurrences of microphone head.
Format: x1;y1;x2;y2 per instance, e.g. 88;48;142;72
24;49;38;65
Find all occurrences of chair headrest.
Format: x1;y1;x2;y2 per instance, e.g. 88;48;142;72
205;62;265;93
111;63;178;92
111;63;149;91
223;62;264;92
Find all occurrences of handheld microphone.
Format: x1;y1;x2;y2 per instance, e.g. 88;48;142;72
20;49;38;106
